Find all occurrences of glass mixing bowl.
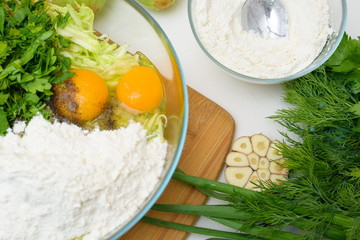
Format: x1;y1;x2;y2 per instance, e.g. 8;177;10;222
188;0;347;84
94;0;188;238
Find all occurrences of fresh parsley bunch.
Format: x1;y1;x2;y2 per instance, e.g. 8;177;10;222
0;0;73;135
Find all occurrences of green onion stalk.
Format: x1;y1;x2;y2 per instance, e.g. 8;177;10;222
142;170;357;240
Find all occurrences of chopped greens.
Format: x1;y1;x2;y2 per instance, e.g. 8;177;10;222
0;0;73;135
145;33;360;239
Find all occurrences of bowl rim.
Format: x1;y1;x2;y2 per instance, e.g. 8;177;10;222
187;0;348;84
108;0;189;238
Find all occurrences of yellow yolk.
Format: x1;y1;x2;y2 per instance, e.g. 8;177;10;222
116;66;164;113
52;69;109;121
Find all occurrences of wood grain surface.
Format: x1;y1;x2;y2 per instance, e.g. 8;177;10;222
120;86;235;240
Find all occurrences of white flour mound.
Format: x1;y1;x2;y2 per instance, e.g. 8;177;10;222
0;115;167;240
194;0;333;79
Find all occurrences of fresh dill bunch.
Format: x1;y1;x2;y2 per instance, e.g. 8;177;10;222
265;34;360;239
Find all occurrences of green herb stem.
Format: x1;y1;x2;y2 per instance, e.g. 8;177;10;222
209;217;307;240
172;171;258;198
141;216;264;240
152;204;253;220
152;203;347;239
290;217;346;240
330;214;359;228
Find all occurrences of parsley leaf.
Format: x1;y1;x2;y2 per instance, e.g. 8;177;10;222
326;33;360;73
350;102;360;116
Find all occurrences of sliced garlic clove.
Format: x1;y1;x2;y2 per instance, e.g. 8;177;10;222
225;152;249;167
269;159;288;175
266;140;282;161
270;174;287;184
232;136;252;154
225;167;253;188
244;171;260;191
257;168;271;181
259;157;270;169
248;152;260;171
251;134;270;157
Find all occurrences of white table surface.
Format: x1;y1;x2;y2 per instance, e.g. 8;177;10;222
146;1;360;239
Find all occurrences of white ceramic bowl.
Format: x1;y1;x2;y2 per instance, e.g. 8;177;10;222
94;0;188;238
188;0;347;84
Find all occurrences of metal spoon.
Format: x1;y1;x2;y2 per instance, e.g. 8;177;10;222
241;0;288;38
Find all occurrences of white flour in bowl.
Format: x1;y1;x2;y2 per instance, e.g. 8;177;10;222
0;115;167;240
193;0;333;79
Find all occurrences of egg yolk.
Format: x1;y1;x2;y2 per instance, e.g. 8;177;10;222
116;66;164;113
52;69;109;121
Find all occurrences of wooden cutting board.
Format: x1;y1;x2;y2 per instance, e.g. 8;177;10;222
120;86;235;240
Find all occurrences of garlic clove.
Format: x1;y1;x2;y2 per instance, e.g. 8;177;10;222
259;157;270;169
226;152;249;167
266;140;282;161
257;168;271;181
225;167;253;188
251;134;270;157
232;136;252;154
270;174;287;184
244;171;260;191
248;152;260;171
269;159;288;175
